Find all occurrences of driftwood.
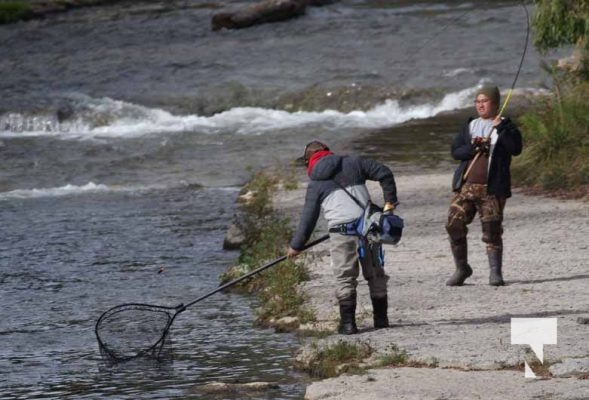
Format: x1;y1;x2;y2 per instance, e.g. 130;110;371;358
211;0;308;31
307;0;339;5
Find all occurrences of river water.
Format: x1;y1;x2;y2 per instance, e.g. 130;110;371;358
0;1;555;399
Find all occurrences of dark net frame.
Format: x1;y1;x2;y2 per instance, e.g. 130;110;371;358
95;303;185;364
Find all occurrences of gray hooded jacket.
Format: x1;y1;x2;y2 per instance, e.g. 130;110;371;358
289;154;397;250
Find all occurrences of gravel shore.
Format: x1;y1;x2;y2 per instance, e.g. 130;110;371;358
275;170;589;400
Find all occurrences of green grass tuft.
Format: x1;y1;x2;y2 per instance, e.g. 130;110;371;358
0;2;32;24
304;341;373;379
376;343;410;367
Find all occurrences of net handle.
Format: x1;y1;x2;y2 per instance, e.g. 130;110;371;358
95;235;329;363
181;234;329;310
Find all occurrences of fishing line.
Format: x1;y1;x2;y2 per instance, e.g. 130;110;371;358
402;7;473;66
395;0;530;96
498;0;531;116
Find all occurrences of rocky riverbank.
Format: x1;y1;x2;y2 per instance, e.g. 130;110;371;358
272;140;589;398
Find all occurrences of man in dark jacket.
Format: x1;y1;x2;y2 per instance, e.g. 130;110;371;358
287;141;399;334
446;86;522;287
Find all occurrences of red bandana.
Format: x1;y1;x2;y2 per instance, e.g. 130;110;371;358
307;150;333;176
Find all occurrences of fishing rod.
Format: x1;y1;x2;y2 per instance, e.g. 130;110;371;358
462;0;530;180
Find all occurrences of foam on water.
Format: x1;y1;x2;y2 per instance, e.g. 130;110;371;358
0;85;486;139
0;182;111;199
0;85;546;140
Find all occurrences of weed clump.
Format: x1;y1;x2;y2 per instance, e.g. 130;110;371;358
303;340;373;379
376;343;410;367
220;169;314;327
0;2;32;24
513;74;589;196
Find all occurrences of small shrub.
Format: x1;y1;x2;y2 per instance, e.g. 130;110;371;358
305;341;373;379
376;343;410;367
0;2;32;24
513;74;589;193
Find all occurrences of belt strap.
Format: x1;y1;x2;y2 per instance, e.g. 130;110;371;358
329;222;356;234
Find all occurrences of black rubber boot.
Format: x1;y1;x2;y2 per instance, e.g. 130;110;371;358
337;303;358;335
371;296;389;329
446;240;472;286
488;248;505;286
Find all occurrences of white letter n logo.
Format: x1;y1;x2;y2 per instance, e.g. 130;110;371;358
511;318;557;378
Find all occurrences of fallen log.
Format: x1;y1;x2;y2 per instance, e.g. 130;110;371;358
211;0;307;31
307;0;339;5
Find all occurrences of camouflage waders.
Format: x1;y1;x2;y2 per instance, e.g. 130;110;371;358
445;183;506;286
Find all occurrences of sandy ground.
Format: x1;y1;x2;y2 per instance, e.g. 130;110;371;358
275;170;589;400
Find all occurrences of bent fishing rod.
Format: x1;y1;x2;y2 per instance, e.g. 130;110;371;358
463;0;530;180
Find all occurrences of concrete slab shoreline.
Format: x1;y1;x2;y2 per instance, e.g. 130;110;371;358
275;171;589;400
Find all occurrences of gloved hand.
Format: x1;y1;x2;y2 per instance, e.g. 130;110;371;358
473;136;490;155
383;202;395;215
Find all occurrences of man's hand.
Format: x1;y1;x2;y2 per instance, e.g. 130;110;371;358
473;136;490;154
493;116;512;132
383;202;395;214
287;247;301;258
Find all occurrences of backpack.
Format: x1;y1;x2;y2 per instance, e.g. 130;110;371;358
335;180;404;245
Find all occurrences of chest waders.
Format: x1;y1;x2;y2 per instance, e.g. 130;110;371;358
330;180;390;332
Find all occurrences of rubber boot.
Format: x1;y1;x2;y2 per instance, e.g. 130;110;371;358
488;248;504;286
337;303;358;335
372;296;389;329
446;240;473;286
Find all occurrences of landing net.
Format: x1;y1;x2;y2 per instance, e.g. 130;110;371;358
95;303;183;364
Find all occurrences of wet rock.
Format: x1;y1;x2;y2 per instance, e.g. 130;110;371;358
294;344;319;369
198;381;279;394
271;316;299;332
56;103;75;122
237;189;257;205
211;0;307;31
223;221;245;250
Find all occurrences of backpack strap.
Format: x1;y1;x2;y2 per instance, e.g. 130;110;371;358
332;179;367;209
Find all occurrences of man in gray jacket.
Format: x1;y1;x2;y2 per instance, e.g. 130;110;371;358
287;141;399;334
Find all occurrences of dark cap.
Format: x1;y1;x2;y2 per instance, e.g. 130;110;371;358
303;140;329;165
475;86;500;105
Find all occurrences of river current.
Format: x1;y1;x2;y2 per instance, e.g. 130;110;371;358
0;1;557;399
